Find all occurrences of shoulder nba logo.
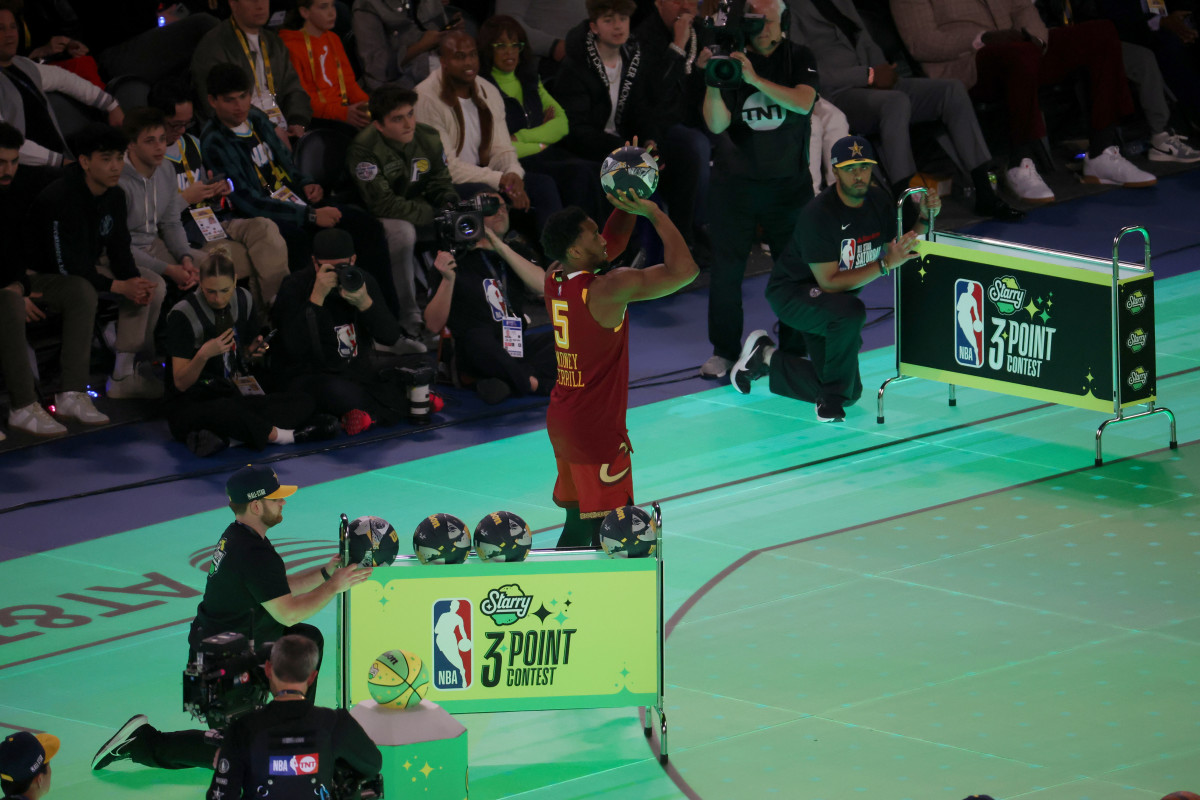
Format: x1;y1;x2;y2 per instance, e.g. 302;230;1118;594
268;753;319;775
432;599;473;691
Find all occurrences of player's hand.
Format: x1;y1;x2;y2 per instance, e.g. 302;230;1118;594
884;231;921;271
24;292;46;323
329;563;372;593
433;250;458;277
607;188;657;219
198;328;236;360
730;51;758;86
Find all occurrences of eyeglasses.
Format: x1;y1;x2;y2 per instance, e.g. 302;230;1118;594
164;119;192;132
491;41;525;50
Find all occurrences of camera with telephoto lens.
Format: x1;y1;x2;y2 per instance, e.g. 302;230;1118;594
331;261;366;293
182;632;272;729
434;195;501;253
702;0;766;89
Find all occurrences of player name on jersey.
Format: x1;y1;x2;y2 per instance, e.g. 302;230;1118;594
556;351;585;388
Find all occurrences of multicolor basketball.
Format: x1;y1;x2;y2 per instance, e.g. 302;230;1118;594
473;511;533;562
366;649;429;709
600;146;659;198
413;513;471;564
599;505;657;558
346;515;400;566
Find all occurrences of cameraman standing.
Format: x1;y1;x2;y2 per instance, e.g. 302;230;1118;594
208;635;382;800
271;228;436;435
698;0;819;380
92;465;371;772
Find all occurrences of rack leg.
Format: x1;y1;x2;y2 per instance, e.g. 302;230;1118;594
948;384;957;407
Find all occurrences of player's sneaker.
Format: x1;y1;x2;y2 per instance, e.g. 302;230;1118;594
1083;146;1157;187
92;714;149;770
54;391;110;425
9;402;67;436
1148;131;1200;163
1004;159;1055;204
815;399;845;423
730;330;774;395
699;354;733;379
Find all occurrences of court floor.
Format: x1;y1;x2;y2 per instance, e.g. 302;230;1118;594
1;262;1195;800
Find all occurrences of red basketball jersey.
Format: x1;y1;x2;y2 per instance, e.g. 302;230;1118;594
544;268;630;462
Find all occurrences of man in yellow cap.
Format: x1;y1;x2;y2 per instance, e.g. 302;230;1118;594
0;730;58;799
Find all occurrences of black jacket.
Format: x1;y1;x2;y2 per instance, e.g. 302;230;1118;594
633;11;706;131
28;162;139;293
0;166;54;294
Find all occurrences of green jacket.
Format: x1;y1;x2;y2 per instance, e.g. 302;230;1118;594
192;19;312;127
347;123;458;226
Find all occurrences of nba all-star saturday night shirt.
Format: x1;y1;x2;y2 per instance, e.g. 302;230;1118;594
189;521;291;649
776;183;897;293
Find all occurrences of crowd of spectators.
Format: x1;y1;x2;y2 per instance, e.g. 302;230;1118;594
2;0;1197;446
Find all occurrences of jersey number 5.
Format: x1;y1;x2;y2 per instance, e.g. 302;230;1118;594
551;299;569;349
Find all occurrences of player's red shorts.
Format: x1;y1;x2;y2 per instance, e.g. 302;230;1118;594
552;441;634;518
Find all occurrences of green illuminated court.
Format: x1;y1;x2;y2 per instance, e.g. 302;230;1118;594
3;264;1198;799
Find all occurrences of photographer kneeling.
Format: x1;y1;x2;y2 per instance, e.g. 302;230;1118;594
92;465;371;773
208;634;382;800
425;191;556;404
271;229;437;435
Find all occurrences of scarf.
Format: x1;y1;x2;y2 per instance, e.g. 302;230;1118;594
585;32;641;130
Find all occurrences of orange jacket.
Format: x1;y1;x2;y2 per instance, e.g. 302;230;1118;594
280;29;369;122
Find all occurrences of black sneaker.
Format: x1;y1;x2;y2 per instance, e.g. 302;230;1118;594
475;378;512;405
294;414;339;444
92;714;149;770
730;329;774;395
815;399;845;423
186;429;229;457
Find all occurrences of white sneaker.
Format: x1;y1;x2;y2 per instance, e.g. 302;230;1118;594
699;354;734;379
9;402;68;436
1083;146;1157;187
106;372;164;400
55;391;110;425
1004;159;1055;204
1148;131;1200;163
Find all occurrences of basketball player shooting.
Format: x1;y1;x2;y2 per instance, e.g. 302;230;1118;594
540;188;700;548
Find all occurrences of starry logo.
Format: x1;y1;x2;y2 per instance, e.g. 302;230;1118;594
1125;328;1147;354
480;584;532;626
1125;290;1147;315
1126;367;1149;392
987;276;1026;316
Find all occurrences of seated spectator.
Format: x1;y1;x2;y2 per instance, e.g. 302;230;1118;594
0;121;107;439
199;63;394;304
424;191;556;404
553;0;655;164
119;107;205;297
191;0;312;141
794;0;1023;219
415;31;562;231
1036;0;1200;162
163;251;337;456
633;0;714;252
890;0;1157;202
731;136;938;422
0;2;123;167
270;228;436;434
147;79;289;317
347;86;459;341
280;0;371;132
478;14;605;222
493;0;589;83
351;0;458;92
29;123;166;399
11;0;104;88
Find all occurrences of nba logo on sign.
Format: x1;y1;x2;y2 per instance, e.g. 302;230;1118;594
432;599;473;690
954;279;985;369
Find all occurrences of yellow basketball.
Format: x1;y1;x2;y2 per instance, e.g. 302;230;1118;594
366;649;430;709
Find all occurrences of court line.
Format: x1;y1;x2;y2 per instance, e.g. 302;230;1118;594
0;618;192;672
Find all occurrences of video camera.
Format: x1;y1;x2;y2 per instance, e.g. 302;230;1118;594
702;0;765;89
182;632;272;729
433;195;501;253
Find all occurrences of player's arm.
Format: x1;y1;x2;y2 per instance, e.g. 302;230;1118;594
261;565;370;626
810;231;921;293
588;191;698;328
